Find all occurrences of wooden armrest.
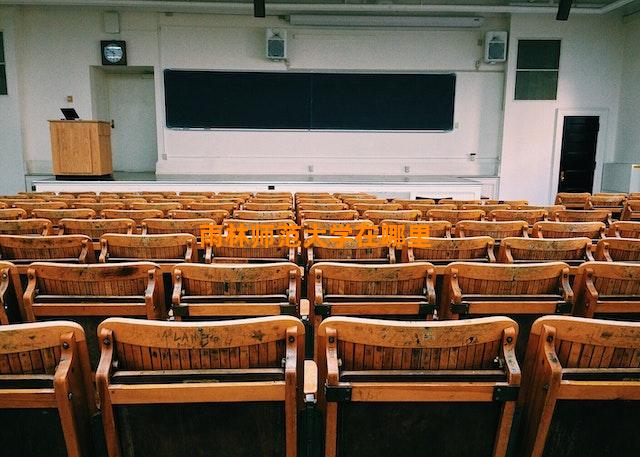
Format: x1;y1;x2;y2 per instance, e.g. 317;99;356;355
304;360;318;396
300;298;310;318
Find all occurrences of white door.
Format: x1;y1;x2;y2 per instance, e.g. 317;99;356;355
106;73;157;172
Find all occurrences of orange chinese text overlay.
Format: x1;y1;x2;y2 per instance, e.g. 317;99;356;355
199;223;431;248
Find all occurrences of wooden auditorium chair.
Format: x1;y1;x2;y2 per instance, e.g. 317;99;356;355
532;221;606;239
427;209;485;224
379;219;452;238
305;236;395;267
0;261;22;324
608;220;640;238
455;220;528;240
0;234;95;265
621;199;640;221
498;237;594;266
490;209;548;225
317;316;520;457
298;210;359;221
0;208;28;220
31;208;96;227
102;209;164;226
141;217;215;238
188;201;239;212
58;218;135;240
362;209;420;226
552;209;612;225
401;236;495;264
594;237;640;262
0;218;52;236
243;202;293;211
554;192;591;209
99;234;198;265
233;210;295;221
168;209;229;223
302;219;377;237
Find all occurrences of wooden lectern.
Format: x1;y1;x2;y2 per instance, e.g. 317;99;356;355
49;120;113;179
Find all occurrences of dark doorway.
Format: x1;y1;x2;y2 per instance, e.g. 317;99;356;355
558;116;599;193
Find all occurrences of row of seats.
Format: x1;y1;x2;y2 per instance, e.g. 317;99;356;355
2;314;638;457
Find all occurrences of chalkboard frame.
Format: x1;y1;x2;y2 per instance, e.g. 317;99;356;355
164;69;456;132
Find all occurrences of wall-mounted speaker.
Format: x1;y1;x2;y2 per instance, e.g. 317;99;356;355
484;31;508;64
266;28;287;60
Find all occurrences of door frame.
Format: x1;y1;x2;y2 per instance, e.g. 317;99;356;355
549;108;608;202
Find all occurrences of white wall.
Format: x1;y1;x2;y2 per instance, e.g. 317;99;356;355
0;7;27;193
499;14;624;204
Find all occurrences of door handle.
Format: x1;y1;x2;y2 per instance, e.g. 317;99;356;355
560;171;565;182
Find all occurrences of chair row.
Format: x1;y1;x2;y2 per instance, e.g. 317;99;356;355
2;314;639;457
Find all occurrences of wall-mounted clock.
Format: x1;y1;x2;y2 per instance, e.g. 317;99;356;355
101;40;127;66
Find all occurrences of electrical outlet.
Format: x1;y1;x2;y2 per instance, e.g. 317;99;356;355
66;95;73;103
469;153;477;162
404;166;410;173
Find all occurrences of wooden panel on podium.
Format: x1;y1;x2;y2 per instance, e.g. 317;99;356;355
49;120;113;177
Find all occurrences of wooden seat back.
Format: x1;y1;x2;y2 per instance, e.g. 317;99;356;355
102;209;164;225
573;262;640;318
595;238;640;262
100;234;198;263
23;261;165;321
0;261;22;323
0;208;27;220
224;218;297;235
427;209;485;224
58;218;134;240
302;219;377;237
299;209;358;221
380;219;452;238
233;210;295;220
71;201;125;214
609;221;640;238
12;201;67;216
555;192;591;209
520;316;640;457
242;202;292;211
352;203;402;215
0;234;94;264
130;201;183;213
402;236;495;264
31;208;95;226
553;209;612;225
296;202;348;211
306;236;394;267
407;203;456;218
462;204;511;212
498;237;594;265
589;194;626;210
442;261;573;320
142;218;214;237
317;316;520;457
455;220;528;239
209;235;297;263
485;199;529;207
171;262;301;319
391;198;435;208
0;219;52;236
363;209;420;225
343;198;388;206
621;199;640;221
532;221;606;239
490;209;548;225
96;316;303;457
439;199;483;209
168;209;229;222
101;197;147;209
188;201;239;211
179;191;214;198
0;321;95;456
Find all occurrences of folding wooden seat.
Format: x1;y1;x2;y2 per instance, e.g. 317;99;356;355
224;218;298;236
363;209;420;226
142;217;214;238
23;262;166;324
352;203;401;216
297;202;348;211
621;199;640;221
0;208;27;220
306;236;395;267
31;208;96;227
589;194;626;215
58;218;134;240
462;203;510;212
484;199;529;207
102;209;164;226
298;209;358;221
498;237;594;266
43;195;89;204
532;221;606;239
455;220;528;239
97;192;121;200
13;201;67;216
308;263;436;351
71;201;126;214
296;197;341;205
101;197;147;209
255;191;292;198
380;219;452;238
553;209;612;225
100;234;198;264
130;201;183;213
427;209;485;224
334;192;376;199
207;195;248;203
233;209;295;220
317;316;520;457
519;316;640;457
0;235;95;265
168;208;229;223
206;235;296;263
402;236;495;264
572;262;640;318
302;219;377;237
96;316;304;457
595;238;640;262
0;321;96;456
0;261;22;324
344;198;388;207
391;198;435;208
555;192;591;209
517;204;566;213
0;202;5;209
153;196;207;203
243;202;292;211
124;193;166;201
17;191;55;197
439;199;483;209
216;191;253;198
0;218;52;236
170;262;301;319
407;203;456;218
188;201;239;212
247;197;293;205
609;220;640;238
0;198;44;207
179;191;214;198
490;209;548;225
441;262;573;359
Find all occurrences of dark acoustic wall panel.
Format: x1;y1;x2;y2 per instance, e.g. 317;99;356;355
164;70;456;131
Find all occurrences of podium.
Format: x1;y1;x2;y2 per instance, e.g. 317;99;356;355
49;120;113;179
